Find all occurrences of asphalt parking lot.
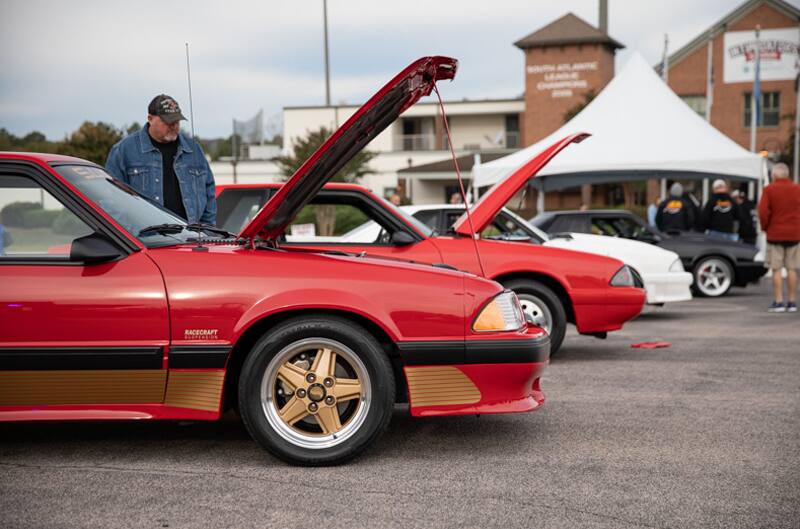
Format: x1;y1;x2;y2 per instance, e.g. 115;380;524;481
2;281;798;529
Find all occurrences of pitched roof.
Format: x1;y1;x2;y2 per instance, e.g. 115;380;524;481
514;12;625;50
658;0;800;71
398;152;508;174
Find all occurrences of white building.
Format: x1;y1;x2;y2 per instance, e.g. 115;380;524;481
281;98;524;203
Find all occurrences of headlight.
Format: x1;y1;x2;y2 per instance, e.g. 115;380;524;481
669;259;684;272
473;291;526;332
610;265;636;287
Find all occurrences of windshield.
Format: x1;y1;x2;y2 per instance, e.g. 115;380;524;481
500;209;549;243
53;164;223;248
375;195;433;237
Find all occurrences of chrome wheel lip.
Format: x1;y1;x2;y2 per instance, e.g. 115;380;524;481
695;258;732;297
518;294;552;333
260;337;371;450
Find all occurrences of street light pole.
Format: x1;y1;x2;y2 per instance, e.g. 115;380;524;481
323;0;331;107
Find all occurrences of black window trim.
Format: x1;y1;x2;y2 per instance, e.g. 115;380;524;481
0;160;139;266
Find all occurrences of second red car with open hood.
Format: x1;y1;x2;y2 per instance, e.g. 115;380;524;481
217;137;646;354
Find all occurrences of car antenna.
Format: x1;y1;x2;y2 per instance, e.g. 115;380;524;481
433;83;486;277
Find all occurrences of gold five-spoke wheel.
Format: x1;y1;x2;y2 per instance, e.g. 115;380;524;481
261;338;371;449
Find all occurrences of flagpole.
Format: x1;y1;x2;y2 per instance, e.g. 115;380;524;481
794;24;800;182
323;0;331;106
661;34;669;82
185;42;195;139
703;37;714;204
232;118;238;184
750;25;761;153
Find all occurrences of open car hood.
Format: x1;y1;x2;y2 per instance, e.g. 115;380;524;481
452;132;590;236
239;56;458;240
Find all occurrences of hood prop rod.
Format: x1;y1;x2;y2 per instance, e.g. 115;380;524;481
433;83;486;277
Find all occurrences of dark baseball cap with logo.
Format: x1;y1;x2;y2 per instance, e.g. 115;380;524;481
147;94;187;124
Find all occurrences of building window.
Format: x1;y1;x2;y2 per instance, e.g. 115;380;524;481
505;114;520;148
744;92;780;127
680;95;706;118
395;117;435;151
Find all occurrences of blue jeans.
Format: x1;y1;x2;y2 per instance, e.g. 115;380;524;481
706;230;739;242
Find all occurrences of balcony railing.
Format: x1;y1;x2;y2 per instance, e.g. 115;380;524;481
394;134;435;151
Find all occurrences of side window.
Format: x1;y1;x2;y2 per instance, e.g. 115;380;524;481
592;218;620;236
443;211;462;231
0;174;94;259
216;189;269;233
412;209;440;231
284;198;396;245
552;215;587;234
609;217;645;238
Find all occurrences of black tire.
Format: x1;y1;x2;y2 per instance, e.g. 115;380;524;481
238;315;394;466
502;279;567;355
691;256;734;297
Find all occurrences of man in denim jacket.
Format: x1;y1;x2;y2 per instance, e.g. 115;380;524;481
106;94;216;225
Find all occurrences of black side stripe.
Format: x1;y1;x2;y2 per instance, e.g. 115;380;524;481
168;346;231;369
397;337;550;366
0;347;163;370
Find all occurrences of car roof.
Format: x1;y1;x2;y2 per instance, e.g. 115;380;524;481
0;151;97;165
217;182;370;192
545;209;635;216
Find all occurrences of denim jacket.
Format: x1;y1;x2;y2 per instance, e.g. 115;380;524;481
105;125;216;225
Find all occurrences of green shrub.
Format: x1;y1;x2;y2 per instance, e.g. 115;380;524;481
53;210;88;235
1;201;42;227
21;208;60;228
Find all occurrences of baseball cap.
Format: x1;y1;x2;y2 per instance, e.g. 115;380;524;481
148;94;187;124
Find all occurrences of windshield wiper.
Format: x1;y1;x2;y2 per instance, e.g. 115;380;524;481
138;223;186;236
185;223;236;238
138;223;235;238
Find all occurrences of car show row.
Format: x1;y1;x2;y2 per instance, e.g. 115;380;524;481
0;56;765;465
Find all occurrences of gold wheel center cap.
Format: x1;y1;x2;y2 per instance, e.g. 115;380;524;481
307;383;326;402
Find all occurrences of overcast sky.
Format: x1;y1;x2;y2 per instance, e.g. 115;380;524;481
2;0;796;140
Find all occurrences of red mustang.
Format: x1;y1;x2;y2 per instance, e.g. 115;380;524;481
216;137;645;354
0;57;549;465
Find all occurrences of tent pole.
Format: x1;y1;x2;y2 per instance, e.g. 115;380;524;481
537;189;545;213
660;178;667;199
702;179;709;204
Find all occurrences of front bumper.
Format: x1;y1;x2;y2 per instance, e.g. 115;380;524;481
734;261;768;286
642;271;693;304
398;326;549;417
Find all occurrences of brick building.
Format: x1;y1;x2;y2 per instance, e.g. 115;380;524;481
515;12;623;145
662;0;799;157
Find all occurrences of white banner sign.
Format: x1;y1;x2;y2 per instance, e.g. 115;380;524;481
723;28;800;84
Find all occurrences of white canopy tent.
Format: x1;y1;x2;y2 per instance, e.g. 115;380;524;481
472;52;767;208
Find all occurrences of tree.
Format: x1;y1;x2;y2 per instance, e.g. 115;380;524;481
275;127;376;235
58;121;123;165
563;90;596;124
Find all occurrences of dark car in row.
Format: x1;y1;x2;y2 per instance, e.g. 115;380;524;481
531;209;766;297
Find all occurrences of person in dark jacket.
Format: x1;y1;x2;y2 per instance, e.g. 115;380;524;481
656;182;695;232
701;179;740;241
731;189;757;245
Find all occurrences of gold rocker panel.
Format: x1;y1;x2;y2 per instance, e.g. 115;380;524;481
0;370;167;406
164;370;225;412
404;366;481;407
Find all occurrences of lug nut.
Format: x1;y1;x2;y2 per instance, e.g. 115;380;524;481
325;396;335;405
323;377;334;387
306;373;316;383
296;389;306;398
308;402;318;413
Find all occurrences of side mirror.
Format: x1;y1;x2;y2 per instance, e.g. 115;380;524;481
70;232;124;264
390;231;416;246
